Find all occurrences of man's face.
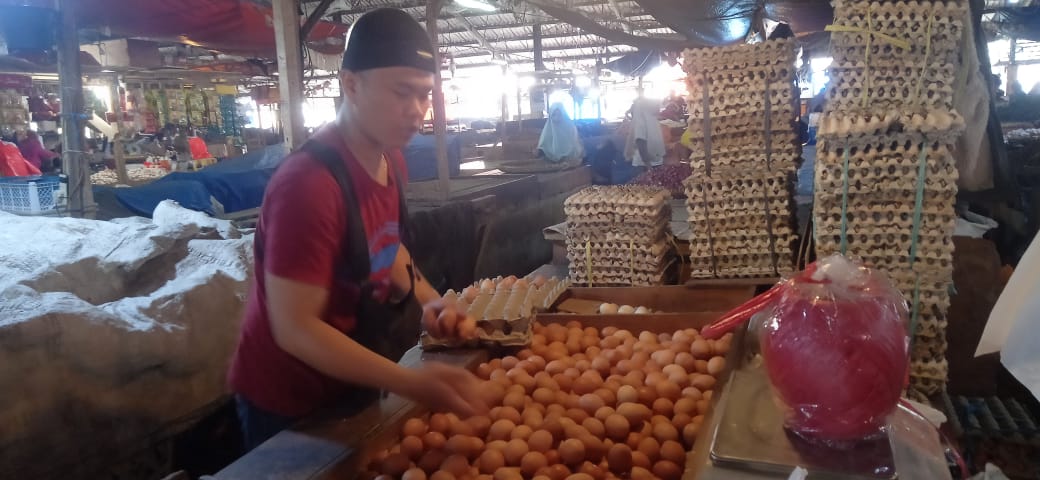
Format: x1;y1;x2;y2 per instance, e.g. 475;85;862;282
342;67;434;148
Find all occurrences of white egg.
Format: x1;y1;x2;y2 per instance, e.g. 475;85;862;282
618;305;635;315
599;303;619;314
461;286;479;302
480;279;495;293
634;306;650;314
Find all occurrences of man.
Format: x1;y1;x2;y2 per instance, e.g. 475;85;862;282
228;8;486;451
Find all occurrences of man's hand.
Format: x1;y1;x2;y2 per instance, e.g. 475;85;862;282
421;298;477;340
402;362;489;417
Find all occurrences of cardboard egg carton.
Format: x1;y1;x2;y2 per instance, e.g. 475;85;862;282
569;267;671;287
421;277;569;350
564;185;671;214
683;38;796;69
816;110;965;140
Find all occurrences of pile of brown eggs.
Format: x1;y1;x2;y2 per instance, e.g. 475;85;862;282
364;321;733;480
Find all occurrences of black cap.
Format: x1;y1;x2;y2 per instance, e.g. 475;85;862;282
341;8;436;74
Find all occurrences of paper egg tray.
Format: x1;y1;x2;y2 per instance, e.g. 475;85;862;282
420;317;534;350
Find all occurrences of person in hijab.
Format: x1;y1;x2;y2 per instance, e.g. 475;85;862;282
537;104;583;163
15;130;59;173
627;97;666;169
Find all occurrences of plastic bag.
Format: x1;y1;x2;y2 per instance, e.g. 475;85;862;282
759;254;910;444
0;141;41;177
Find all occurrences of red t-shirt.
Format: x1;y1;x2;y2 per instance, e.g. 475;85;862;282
228;124;407;417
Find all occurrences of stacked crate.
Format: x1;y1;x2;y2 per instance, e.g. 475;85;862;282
564;186;672;286
815;0;968;396
681;39;801;278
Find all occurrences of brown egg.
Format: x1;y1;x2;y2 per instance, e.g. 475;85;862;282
605;443;633;473
565;408;590;423
566;474;594;480
707;356;726;376
402;467;428;480
403;417;429;437
545;360;568;376
477;449;506;474
704;390;714;401
511;425;534;441
691;374;716;391
503;391;527;411
401;435;425;460
674;352;696;372
579;461;605;479
591;405;614;422
656;381;681;402
582;417;606;438
382;452;411;476
541;416;565;441
430;413;451;434
615;359;637;375
631;453;653;471
502;356;520;370
466;416;492;438
494;406;523;424
653;460;682;480
544;450;563;468
528;429;554;452
715;334;733;355
690;339;711;359
517;359;540;375
442;453;472;477
671;413;693;432
659;440;685;464
429;471;455;480
490;368;509;383
493;467;523;480
447;434;478;457
650;349;676;366
489;419;516;441
636;437;660;462
579;393;606;414
616;385;638;405
423;431;447;450
419;450;448;473
533;476;552;480
559;439;586;466
652;421;679;443
548;373;571;392
487;439;509;452
603;414;630;441
523;409;545;429
681;386;703;401
518;451;548;476
581;435;608;464
616;403;652;425
682;422;699;447
594;388;617;407
636;387;657;406
573;377;600;396
504;438;529;466
652;398;674;417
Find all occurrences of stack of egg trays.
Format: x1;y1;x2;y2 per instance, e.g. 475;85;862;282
680;38;802;279
563;186;673;286
814;0;969;397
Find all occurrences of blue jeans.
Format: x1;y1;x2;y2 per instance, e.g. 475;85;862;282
235;395;297;453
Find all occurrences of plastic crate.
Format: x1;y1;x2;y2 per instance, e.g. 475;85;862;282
0;175;61;214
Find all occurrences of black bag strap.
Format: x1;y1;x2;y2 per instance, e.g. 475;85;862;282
301;141;411;291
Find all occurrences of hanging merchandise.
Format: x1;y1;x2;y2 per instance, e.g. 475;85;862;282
0;74;31;136
164;87;187;125
218;95;241;138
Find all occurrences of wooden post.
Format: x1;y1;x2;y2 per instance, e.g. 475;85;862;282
56;0;95;217
427;0;451;201
272;0;306;152
1008;36;1019;95
109;75;129;184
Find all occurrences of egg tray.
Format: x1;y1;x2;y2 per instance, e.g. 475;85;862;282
909;376;946;398
687;135;802;156
565;238;672;256
815;111;965;141
685;71;797;90
564;185;672;211
688;242;798;263
682;38;797;68
687;199;794;218
815;162;960;196
816;137;958;165
565;212;671;229
569;264;673;286
685;109;798;133
565;225;670;243
685;93;796;117
420;318;534;351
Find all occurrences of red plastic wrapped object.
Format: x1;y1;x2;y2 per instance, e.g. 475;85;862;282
759;254;909;443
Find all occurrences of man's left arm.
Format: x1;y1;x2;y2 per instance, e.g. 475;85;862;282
390;244;475;339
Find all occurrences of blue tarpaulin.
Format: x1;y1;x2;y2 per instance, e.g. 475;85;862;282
101;134;463;218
